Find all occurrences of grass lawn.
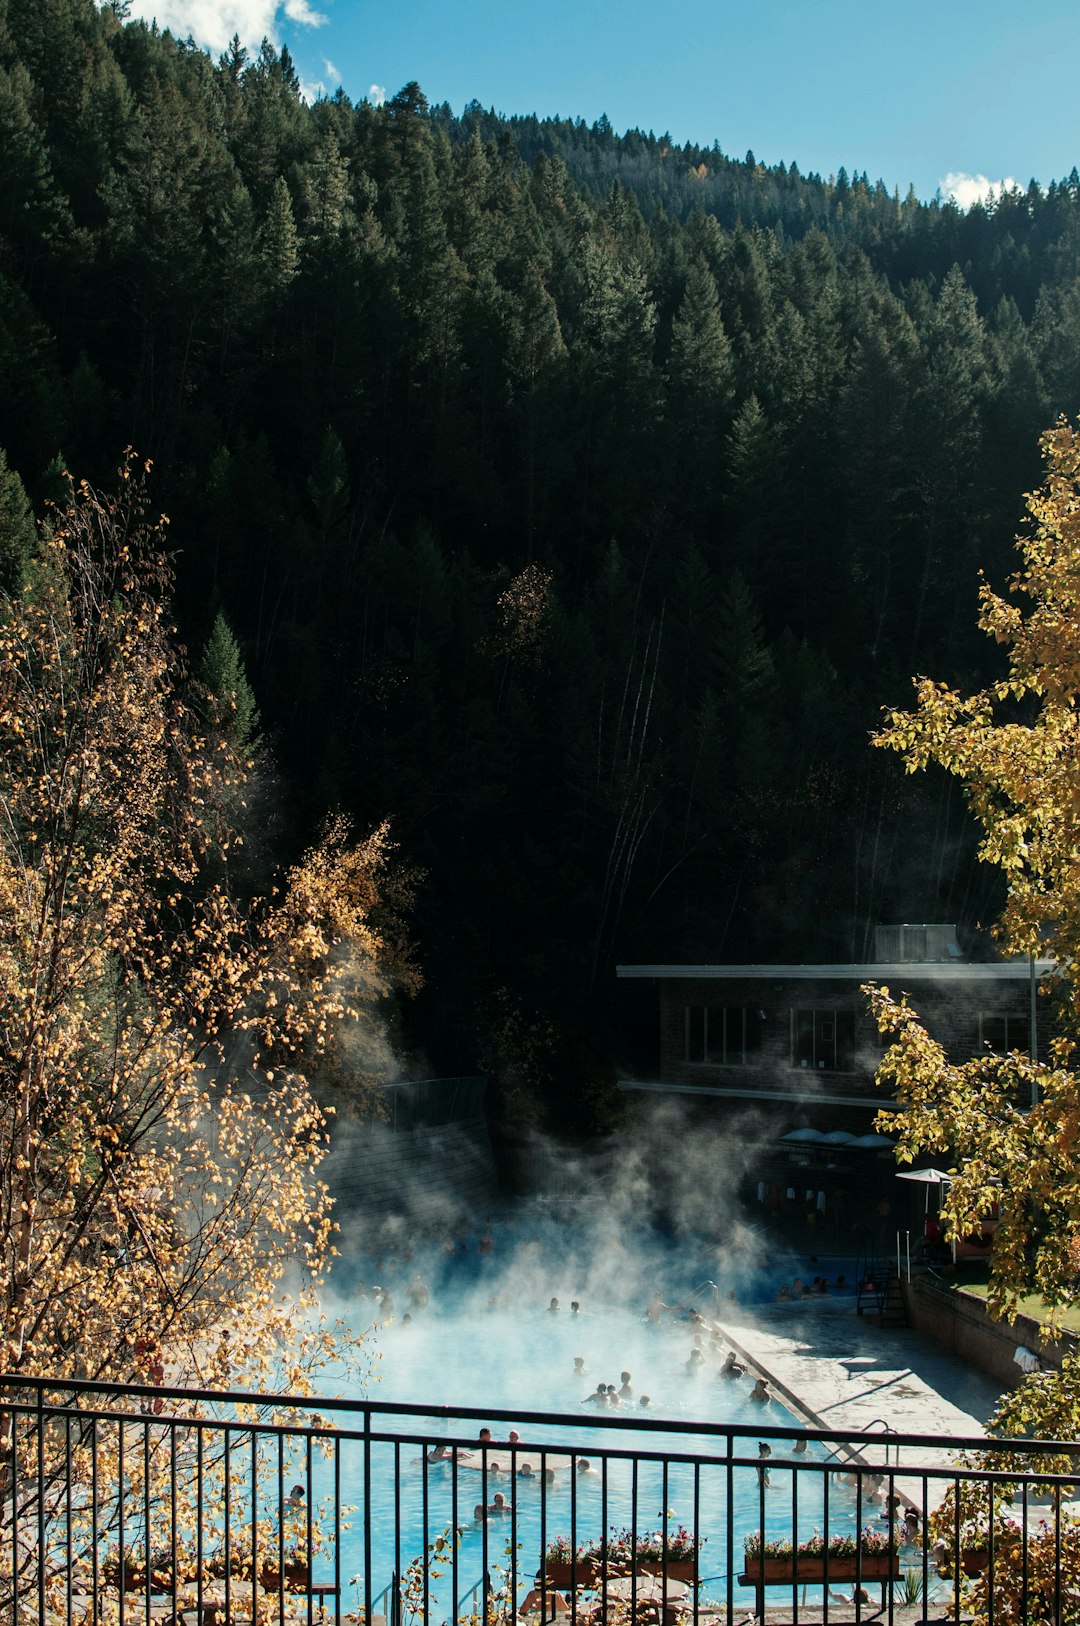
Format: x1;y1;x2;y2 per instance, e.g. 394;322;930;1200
950;1260;1080;1333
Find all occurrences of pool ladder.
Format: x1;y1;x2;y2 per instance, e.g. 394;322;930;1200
370;1571;494;1626
689;1279;721;1314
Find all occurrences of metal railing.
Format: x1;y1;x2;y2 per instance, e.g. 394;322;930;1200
2;1376;1079;1625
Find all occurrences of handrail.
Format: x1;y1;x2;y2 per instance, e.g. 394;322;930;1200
456;1572;489;1618
861;1417;898;1466
688;1280;720;1313
370;1575;397;1621
4;1373;1078;1458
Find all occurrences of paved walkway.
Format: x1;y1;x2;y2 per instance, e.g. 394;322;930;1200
713;1296;1002;1514
719;1297;999;1438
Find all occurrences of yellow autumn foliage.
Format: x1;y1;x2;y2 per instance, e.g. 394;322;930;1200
0;455;414;1401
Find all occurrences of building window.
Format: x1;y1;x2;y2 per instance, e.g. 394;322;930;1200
980;1012;1028;1054
790;1009;855;1070
684;1006;764;1064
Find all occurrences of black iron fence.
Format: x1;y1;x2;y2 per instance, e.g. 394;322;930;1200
2;1376;1079;1625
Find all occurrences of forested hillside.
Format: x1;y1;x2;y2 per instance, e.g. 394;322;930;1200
3;0;1079;1122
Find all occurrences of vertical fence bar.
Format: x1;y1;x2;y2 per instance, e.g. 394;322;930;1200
568;1445;576;1625
822;1448;830;1626
305;1429;314;1626
142;1407;152;1626
790;1442;798;1626
1054;1476;1062;1626
987;1469;995;1626
421;1444;430;1626
510;1439;519;1618
451;1436;459;1623
537;1449;547;1621
725;1430;734;1626
334;1436;341;1626
35;1387;45;1626
64;1410;72;1626
10;1398;18;1626
117;1417;125;1626
168;1418;177;1626
393;1438;401;1624
194;1425;203;1626
224;1426;233;1626
480;1447;489;1622
756;1435;766;1626
1021;1477;1030;1624
249;1424;258;1626
90;1414;100;1626
691;1459;700;1626
363;1408;372;1626
854;1471;863;1624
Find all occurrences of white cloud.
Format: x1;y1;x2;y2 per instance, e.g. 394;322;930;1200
323;57;340;81
124;0;325;53
282;0;325;28
942;170;1020;210
368;83;387;106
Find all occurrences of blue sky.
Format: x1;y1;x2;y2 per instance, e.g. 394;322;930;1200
130;0;1079;204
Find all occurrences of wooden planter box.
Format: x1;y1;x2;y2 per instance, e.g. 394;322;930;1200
259;1562;312;1592
544;1560;697;1589
936;1549;990;1577
103;1563;178;1595
742;1554;901;1584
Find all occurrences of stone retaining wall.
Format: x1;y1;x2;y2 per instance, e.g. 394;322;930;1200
903;1272;1079;1390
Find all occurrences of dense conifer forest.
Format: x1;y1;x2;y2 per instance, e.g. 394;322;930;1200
3;0;1080;1124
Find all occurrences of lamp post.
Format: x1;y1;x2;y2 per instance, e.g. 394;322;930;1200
1030;950;1038;1107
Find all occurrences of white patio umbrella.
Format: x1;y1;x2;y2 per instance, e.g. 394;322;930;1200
896;1167;952;1212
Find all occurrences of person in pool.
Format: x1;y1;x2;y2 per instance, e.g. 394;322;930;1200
645;1291;668;1324
581;1383;607;1407
719;1350;745;1379
749;1377;771;1403
575;1458;601;1479
618;1371;633;1399
407;1274;430;1309
547;1297;560;1313
639;1395;652;1410
573;1356;587;1377
518;1462;535;1478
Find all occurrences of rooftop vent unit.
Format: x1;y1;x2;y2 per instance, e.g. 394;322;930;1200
873;923;962;963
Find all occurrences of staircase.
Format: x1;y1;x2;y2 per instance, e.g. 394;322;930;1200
855;1234;909;1326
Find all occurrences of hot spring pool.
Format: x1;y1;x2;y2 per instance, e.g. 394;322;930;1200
309;1212;869;1611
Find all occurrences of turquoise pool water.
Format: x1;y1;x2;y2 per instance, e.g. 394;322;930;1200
305;1224;873;1613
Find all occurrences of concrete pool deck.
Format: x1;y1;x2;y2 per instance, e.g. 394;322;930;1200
712;1295;1002;1514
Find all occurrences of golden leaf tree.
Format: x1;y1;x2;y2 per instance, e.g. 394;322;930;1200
0;455;415;1399
870;419;1080;1622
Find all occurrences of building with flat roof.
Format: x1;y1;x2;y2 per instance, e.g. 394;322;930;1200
616;927;1054;1237
616;925;1053;1119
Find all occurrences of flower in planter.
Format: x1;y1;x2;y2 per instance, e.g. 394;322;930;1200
744;1528;897;1562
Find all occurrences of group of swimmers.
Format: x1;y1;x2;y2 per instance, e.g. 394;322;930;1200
776;1274;845;1301
579;1370;652;1410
